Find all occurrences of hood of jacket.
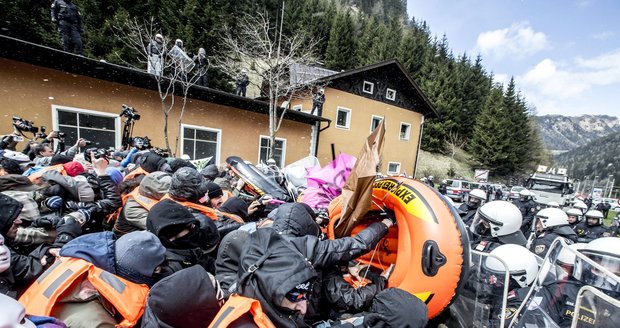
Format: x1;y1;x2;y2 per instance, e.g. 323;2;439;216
368;288;428;328
146;199;200;249
140;152;167;173
238;228;317;328
60;231;117;274
139;171;171;200
0;174;39;192
215;229;250;296
0;194;22;235
272;203;320;238
141;265;222;328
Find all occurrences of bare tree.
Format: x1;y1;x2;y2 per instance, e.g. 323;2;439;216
445;130;466;177
113;17;208;156
212;7;322;163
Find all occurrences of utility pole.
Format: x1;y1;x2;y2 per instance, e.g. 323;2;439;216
609;177;616;198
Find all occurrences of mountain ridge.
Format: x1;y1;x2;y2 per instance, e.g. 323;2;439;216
534;114;620;152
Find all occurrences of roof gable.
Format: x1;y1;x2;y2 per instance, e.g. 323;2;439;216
319;59;438;118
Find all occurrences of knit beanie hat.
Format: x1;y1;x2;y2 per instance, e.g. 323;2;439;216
205;182;223;199
50;154;73;165
115;231;166;280
106;167;124;185
200;164;220;181
63;161;85;177
169;167;205;201
169;158;196;173
74;175;95;202
219;197;249;220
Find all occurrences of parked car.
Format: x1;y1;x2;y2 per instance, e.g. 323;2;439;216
592;198;620;211
509;186;525;199
445;179;472;202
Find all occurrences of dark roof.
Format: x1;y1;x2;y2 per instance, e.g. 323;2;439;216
0;35;329;126
316;59;439;118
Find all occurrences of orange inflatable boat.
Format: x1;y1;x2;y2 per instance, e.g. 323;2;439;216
327;177;470;319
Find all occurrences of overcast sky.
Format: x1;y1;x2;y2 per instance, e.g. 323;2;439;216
407;0;620;117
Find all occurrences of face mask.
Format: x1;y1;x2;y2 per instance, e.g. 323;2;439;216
0;235;11;274
0;294;36;328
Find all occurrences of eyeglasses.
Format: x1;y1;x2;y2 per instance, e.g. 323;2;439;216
285;291;307;303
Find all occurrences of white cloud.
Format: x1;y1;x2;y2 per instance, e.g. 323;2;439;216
493;73;510;86
517;49;620;115
591;31;615;40
476;22;548;59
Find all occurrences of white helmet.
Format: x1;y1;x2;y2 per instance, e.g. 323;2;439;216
428;175;434;181
547;201;560;208
519;189;531;197
470;201;526;245
442;179;447;184
573;200;588;214
485;244;539;288
535;208;569;230
573;237;620;292
556;243;587;279
565;208;582;224
467;188;487;208
584;210;604;226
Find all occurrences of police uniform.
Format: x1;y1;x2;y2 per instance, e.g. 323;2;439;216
513;199;537;235
538;278;620;327
459;203;478;226
574;222;611;242
531;227;577;258
51;0;83;55
490;287;529;328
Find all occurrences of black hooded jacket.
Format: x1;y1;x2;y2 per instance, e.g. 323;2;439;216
147;200;218;277
142;265;222;328
272;203;389;269
215;229;250;297
237;228;317;328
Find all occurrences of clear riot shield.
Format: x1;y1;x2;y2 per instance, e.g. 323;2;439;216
571;285;620;327
510;239;620;328
167;45;195;73
449;250;511;328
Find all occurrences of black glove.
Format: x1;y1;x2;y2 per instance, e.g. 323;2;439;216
380;211;397;226
55;217;82;244
31;216;62;228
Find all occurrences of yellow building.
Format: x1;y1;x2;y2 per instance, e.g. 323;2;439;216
0;36;326;167
1;36;436;174
291;60;438;176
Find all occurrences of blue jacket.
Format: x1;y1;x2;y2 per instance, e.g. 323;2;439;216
60;231;116;273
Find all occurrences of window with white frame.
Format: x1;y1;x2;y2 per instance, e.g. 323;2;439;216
400;123;411;141
386;88;396;101
258;136;286;167
387;162;401;175
336;107;351;129
182;125;221;161
363;81;374;94
370;115;383;132
54;106;119;149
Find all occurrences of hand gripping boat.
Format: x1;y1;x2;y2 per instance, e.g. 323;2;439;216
327;177;470;319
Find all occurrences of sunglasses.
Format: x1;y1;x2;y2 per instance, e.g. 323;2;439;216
285;291;307;303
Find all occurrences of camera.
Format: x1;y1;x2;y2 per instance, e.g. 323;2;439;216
119;104;141;121
131;136;151;150
35;126;48;139
84;140;93;146
12;116;39;134
84;147;108;163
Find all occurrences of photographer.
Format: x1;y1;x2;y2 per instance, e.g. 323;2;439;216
33;136;87;167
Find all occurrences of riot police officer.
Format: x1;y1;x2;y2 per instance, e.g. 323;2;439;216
459;188;487;226
565;208;582;231
51;0;83;55
485;244;539;327
537;237;620;327
530;208;577;257
469;200;528;252
512;189;537;237
574;210;611;242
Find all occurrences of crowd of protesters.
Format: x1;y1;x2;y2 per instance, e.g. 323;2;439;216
0;130;428;328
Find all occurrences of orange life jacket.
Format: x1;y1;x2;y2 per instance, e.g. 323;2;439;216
19;257;149;327
161;194;245;224
28;164;67;183
123;166;149;182
108;186;158;224
209;295;276;328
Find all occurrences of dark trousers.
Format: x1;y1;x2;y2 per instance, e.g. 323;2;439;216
58;22;83;55
197;74;208;87
236;86;246;97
